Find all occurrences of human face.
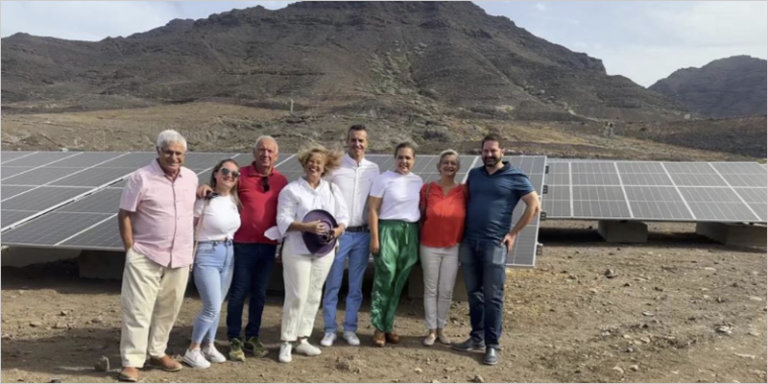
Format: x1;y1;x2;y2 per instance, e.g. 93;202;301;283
253;138;278;173
395;147;415;175
303;153;326;181
157;142;186;173
482;140;503;168
215;161;239;191
347;130;368;159
439;154;459;178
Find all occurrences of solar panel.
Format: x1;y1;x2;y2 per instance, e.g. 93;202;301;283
542;162;571;218
623;186;694;220
48;152;125;168
1;210;39;226
504;156;546;268
1;151;35;164
733;187;768;222
49;167;137;187
2;167;35;180
60;217;124;250
1;152;79;167
2;211;114;246
57;188;122;214
2;187;91;211
1;185;35;200
677;187;760;222
710;162;767;187
95;152;156;168
2;167;83;185
662;162;728;187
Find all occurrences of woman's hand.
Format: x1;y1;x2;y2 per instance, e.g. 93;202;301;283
370;238;380;256
331;227;344;239
303;220;328;235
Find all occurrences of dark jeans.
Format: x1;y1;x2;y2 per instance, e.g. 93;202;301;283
459;239;508;348
226;242;277;341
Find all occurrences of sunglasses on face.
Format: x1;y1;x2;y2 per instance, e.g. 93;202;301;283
262;176;270;192
219;168;240;178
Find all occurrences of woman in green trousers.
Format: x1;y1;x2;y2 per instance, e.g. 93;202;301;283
368;142;424;347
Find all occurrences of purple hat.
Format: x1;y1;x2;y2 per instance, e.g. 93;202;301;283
302;209;338;256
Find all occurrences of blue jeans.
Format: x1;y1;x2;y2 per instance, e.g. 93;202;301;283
226;242;277;341
322;232;371;333
459;239;508;348
191;240;235;344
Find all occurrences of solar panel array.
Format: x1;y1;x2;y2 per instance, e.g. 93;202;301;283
504;156;547;268
1;151;545;269
542;160;766;223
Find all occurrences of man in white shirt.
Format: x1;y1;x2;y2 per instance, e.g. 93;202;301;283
320;125;380;347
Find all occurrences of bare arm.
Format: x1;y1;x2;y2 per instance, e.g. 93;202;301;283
368;196;383;255
117;209;134;252
501;191;541;252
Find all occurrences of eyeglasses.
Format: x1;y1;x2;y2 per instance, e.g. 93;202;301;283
219;168;240;178
261;176;270;192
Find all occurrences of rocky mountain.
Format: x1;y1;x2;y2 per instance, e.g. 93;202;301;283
1;2;688;122
649;55;767;118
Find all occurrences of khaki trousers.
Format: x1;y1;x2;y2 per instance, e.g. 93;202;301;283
120;248;189;367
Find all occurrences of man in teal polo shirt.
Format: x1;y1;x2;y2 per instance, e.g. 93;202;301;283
453;134;541;365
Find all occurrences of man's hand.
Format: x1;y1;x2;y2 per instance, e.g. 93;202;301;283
370;238;380;256
331;227;344;239
303;220;327;235
196;184;213;199
501;232;517;254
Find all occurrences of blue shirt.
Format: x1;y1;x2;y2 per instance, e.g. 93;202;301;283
464;163;535;243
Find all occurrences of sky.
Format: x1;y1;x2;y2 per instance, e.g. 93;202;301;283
1;1;765;87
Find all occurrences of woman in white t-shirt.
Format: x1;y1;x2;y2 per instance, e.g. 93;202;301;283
368;142;423;347
183;159;242;369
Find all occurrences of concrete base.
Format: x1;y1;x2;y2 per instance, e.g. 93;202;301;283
1;246;81;267
79;250;126;279
696;222;767;248
598;220;648;243
407;264;468;302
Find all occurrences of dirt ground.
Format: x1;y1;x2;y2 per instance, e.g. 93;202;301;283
1;221;766;383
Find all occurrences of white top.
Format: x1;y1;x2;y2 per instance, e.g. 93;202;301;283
276;177;350;256
325;154;380;227
194;195;241;242
369;170;423;222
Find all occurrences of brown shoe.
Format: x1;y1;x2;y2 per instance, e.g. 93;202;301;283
385;332;401;344
150;355;183;372
118;367;139;382
373;330;386;347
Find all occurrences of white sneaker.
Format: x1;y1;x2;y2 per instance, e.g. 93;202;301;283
202;344;226;363
278;342;292;364
183;348;211;369
320;332;337;347
295;339;322;356
343;331;360;346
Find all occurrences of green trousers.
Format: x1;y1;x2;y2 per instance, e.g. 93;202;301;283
371;220;419;332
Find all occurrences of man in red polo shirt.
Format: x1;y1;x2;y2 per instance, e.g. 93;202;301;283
198;136;288;361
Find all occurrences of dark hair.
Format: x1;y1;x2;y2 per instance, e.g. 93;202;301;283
394;142;416;158
348;124;367;135
209;158;241;209
481;134;503;149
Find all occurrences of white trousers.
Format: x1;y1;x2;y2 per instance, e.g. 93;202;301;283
420;244;460;330
120;248;189;367
280;242;335;341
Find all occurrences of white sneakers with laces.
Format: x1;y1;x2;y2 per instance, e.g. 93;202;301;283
295;339;322;356
320;332;337;347
183;348;211;369
343;331;361;346
279;342;293;364
202;344;227;363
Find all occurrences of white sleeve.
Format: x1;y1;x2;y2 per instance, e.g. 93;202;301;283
193;198;205;218
276;186;298;237
369;173;386;198
332;183;350;227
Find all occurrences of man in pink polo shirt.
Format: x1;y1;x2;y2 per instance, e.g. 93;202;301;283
116;130;197;382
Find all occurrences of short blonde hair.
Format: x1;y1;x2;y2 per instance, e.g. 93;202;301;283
297;143;343;177
437;149;461;169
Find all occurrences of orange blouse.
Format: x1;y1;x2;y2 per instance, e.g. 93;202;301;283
420;182;467;248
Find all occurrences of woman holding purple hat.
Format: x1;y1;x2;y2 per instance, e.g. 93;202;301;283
274;143;349;364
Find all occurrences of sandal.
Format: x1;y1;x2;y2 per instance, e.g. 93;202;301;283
385;332;400;344
373;330;386;347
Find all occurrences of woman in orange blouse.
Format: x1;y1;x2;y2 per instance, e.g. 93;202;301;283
419;149;467;346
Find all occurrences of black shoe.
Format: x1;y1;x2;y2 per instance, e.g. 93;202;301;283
483;347;499;365
452;338;486;351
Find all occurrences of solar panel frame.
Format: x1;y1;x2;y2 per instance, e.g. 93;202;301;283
1;151;36;164
1;167;35;180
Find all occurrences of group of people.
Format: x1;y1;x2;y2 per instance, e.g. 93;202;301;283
116;126;540;382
